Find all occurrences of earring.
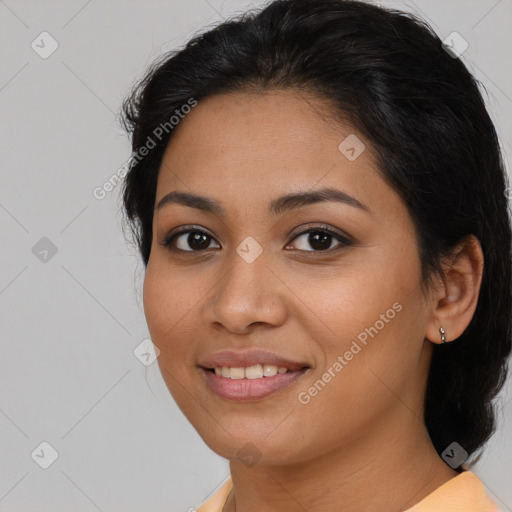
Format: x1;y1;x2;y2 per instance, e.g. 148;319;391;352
440;326;446;344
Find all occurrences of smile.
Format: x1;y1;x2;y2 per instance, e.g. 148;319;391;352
202;366;310;401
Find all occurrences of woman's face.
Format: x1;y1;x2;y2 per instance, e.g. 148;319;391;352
144;89;434;465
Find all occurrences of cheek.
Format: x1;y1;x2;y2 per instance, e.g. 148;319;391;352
143;262;205;415
142;261;196;371
142;257;200;339
288;241;425;410
284;244;421;358
143;263;172;340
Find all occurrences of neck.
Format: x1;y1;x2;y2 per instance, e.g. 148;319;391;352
224;410;459;512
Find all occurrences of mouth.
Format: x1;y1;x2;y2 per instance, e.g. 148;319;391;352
198;349;312;401
200;364;311;401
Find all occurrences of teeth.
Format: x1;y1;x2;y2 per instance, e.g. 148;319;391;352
263;364;277;377
230;367;245;379
245;364;263;379
213;364;290;379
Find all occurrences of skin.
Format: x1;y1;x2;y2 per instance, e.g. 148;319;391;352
143;89;484;512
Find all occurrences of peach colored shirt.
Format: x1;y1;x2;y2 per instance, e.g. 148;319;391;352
197;470;498;512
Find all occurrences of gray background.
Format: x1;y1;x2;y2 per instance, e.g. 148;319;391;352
1;0;511;511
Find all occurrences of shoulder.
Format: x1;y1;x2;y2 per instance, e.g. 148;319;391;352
405;470;498;512
196;476;232;512
195;471;498;512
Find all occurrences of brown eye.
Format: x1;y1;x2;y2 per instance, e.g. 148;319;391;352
162;229;221;252
288;227;351;252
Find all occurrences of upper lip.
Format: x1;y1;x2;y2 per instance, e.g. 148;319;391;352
199;349;310;371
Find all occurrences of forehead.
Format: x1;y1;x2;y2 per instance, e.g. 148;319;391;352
155;89;399;218
161;89;352;163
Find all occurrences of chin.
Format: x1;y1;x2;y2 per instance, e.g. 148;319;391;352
197;425;310;467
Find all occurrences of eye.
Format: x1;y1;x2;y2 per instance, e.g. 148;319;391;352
160;228;220;252
160;224;352;254
286;226;352;252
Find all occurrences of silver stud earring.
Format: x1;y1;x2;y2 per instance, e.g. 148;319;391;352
440;326;446;344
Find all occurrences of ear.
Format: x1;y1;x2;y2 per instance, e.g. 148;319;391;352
425;235;484;344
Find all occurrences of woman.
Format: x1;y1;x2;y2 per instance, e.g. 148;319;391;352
119;0;511;510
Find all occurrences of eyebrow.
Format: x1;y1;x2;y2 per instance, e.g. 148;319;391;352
156;187;371;217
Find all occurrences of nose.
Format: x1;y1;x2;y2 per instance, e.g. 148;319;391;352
204;248;288;335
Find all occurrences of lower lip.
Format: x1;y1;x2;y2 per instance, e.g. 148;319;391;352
202;368;309;401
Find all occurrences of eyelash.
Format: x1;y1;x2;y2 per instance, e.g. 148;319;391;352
159;224;353;255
